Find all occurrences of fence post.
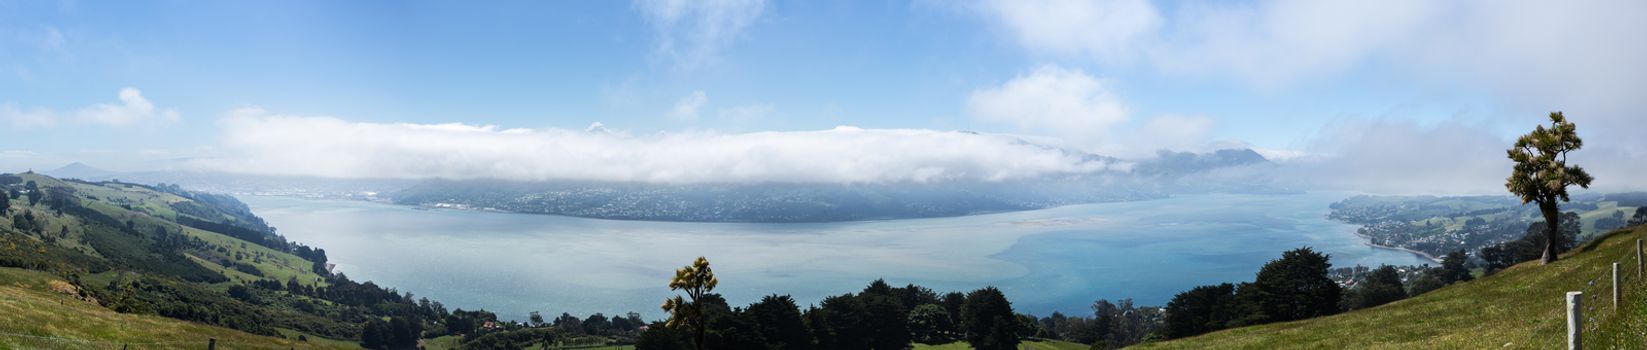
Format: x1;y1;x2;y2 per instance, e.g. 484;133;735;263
1637;239;1642;278
1614;263;1621;310
208;337;217;350
1567;291;1582;350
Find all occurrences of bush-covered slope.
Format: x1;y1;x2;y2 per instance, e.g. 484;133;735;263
1;172;445;347
1132;225;1647;349
0;267;348;349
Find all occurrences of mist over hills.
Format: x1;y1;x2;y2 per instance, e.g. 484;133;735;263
43;162;118;180
45;147;1282;222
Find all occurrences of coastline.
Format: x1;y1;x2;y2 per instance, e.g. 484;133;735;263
1356;234;1443;263
236;192;1173;224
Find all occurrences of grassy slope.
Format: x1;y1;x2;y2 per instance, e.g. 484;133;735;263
915;340;1089;350
1132;225;1647;349
0;267;350;350
2;173;349;348
422;335;464;350
10;173;327;287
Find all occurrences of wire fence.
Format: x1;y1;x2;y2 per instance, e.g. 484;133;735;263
1564;238;1643;348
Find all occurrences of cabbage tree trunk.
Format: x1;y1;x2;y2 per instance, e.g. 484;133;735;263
1541;201;1561;264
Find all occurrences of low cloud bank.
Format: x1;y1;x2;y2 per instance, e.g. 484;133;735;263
174;109;1646;193
193;109;1122;183
1279;117;1646;194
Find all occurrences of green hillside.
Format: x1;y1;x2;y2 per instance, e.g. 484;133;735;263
2;172;329;287
1132;225;1647;349
914;339;1090;349
0;266;348;349
0;172;403;348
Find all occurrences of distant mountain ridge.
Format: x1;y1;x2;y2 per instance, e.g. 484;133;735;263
44;147;1281;222
1133;148;1269;176
388;147;1281;222
43;162;117;180
391;178;1163;222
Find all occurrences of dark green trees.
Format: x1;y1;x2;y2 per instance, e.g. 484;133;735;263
1630;207;1647;226
744;295;813;349
1247;247;1341;322
941;291;965;334
860;279;912;349
1092;299;1163;347
636;321;693;350
1505;111;1593;264
1479;213;1583;274
1437;250;1473;284
961;286;1018;350
360;316;421;349
583;313;612;335
815;293;869;349
389;317;421;349
361;320;387;349
908;303;951;344
24;181;42;206
1344;265;1406;310
1163;283;1238;338
1161;247;1341;340
807;284;919;348
554;312;583;333
1479;244;1515;274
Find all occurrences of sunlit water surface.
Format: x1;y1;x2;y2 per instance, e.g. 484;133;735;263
240;192;1431;320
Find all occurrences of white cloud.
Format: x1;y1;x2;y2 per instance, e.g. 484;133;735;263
970;0;1647;102
667;90;708;121
1;87;179;129
78;88;181;126
194;109;1124;184
1272;113;1647;194
1145;0;1441;86
1250;148;1309;162
1286;116;1646;194
968;0;1647;191
976;0;1161;61
1286;118;1512;194
965;66;1224;157
634;0;766;69
1;104;60;128
1570;145;1647;193
1132;114;1214;151
967;65;1130;141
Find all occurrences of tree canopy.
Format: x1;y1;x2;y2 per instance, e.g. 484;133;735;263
1505;111;1593;263
1163;283;1238;338
662;256;718;350
961;286;1018;350
1344;265;1406;310
1247;247;1342;323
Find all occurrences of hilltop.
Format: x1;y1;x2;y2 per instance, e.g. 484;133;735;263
1131;225;1647;349
41;162;117;180
0;172;441;348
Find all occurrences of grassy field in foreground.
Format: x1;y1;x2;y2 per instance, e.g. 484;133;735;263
0;267;350;350
915;339;1089;350
1132;225;1647;349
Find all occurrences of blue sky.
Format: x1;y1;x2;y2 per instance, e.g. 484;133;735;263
3;0;1644;192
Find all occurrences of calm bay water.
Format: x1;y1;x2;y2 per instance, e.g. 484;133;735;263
240;192;1431;320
